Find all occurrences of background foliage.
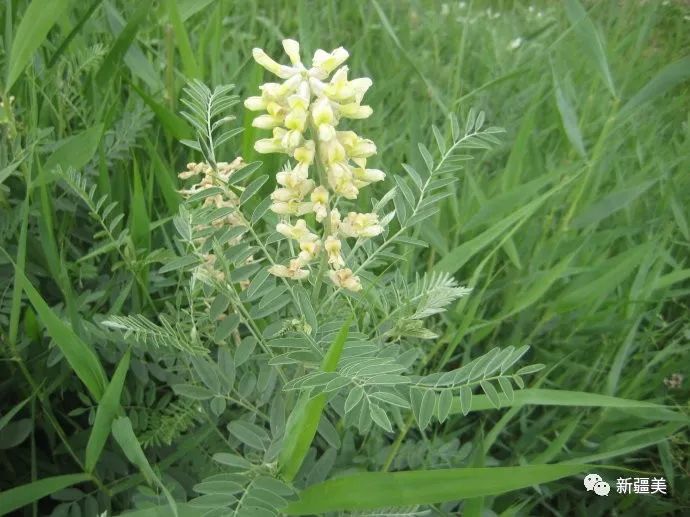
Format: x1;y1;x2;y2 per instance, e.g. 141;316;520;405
1;0;689;515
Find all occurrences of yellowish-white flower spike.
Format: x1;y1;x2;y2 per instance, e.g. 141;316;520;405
247;39;387;291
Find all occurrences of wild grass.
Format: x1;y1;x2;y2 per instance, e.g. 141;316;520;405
0;0;689;516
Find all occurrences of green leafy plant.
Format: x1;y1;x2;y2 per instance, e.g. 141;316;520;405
1;1;688;516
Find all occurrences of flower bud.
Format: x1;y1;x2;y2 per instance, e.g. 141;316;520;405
255;138;284;154
339;103;373;119
252;114;283;129
253;48;296;79
244;96;266;111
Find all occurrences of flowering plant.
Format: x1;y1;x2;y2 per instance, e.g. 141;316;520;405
101;39;542;516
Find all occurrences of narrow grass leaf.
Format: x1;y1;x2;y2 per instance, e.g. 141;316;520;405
16;268;107;400
0;474;92;515
279;321;349;481
95;1;150;88
619;55;690;119
164;0;200;78
85;349;131;472
563;0;616;96
112;417;178;516
284;464;590;514
434;179;573;274
552;70;586;158
449;388;689;423
5;0;72;91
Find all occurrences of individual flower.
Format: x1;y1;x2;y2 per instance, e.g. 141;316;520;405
328;268;362;292
324;236;345;268
310;186;329;222
339;212;383;238
297;239;321;265
268;259;310;280
276;219;318;242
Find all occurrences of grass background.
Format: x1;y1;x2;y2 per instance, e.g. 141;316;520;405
1;0;689;515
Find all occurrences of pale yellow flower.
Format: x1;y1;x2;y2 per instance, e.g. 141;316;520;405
276;219;318;242
328;268;362;292
269;259;310;280
324;236;345;268
310;186;329;222
297;239;321;264
339;212;383;238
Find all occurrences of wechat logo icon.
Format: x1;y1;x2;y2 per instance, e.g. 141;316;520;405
584;473;610;496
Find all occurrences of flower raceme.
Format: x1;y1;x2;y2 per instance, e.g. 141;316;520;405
245;39;386;292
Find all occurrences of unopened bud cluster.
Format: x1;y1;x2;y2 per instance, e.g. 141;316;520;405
245;40;386;291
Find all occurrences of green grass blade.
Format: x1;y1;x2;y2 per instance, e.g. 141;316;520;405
47;0;103;68
4;0;72;91
164;0;200;78
112;417;178;517
552;68;586;158
131;82;190;140
563;0;616;97
177;0;218;21
0;392;35;431
284;464;589;514
570;178;656;228
561;423;685;464
95;1;151;89
14;266;107;400
619;55;690;119
449;388;688;423
434;177;574;275
85;349;130;472
555;243;650;311
0;473;92;515
279;320;350;481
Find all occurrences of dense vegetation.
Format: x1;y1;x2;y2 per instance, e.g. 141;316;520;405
1;0;689;515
